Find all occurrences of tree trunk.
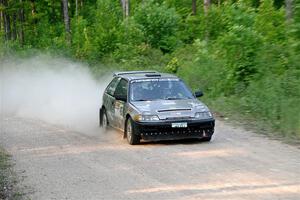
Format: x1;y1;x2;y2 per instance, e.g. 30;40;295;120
120;0;130;18
50;0;56;23
285;0;293;22
19;0;25;45
62;0;71;45
192;0;197;15
2;0;11;40
29;0;39;38
31;0;36;20
0;0;4;32
75;0;78;17
204;0;210;41
204;0;210;15
4;10;11;41
12;13;17;40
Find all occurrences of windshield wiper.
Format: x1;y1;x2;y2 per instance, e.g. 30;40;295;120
164;97;185;100
134;99;150;101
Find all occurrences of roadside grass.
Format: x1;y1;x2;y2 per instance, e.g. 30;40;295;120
207;97;300;146
174;44;300;145
0;148;23;200
2;48;299;144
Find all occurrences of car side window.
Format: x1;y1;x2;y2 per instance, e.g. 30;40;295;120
106;77;119;96
114;78;128;98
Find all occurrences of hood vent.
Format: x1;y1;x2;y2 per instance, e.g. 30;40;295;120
157;108;191;113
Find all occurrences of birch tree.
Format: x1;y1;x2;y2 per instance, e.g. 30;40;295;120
19;0;24;45
192;0;197;15
2;0;11;40
62;0;71;44
204;0;210;15
120;0;130;18
285;0;293;22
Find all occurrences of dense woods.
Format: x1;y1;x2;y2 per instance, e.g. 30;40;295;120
0;0;299;138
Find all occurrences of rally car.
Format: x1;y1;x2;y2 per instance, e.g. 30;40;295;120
99;71;215;145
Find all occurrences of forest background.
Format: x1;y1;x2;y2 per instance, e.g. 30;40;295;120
0;0;299;140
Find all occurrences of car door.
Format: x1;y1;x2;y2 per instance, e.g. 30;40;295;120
113;78;128;130
103;77;120;127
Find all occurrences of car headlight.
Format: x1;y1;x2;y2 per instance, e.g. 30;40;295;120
195;112;212;119
133;114;160;122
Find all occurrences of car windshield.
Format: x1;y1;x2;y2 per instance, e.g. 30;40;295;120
130;79;194;101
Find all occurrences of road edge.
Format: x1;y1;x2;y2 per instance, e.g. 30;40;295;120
0;147;24;200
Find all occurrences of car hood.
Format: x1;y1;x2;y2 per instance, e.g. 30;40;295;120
131;99;210;120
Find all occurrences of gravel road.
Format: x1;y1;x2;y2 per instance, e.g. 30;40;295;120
0;116;299;200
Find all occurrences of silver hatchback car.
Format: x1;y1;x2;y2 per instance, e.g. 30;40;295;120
99;71;215;144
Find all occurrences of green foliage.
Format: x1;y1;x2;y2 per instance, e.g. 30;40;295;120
176;40;227;97
199;5;230;40
215;25;262;94
178;15;201;43
165;57;179;73
173;1;300;137
244;70;300;137
164;0;193;16
72;16;95;60
93;0;122;59
1;0;299;138
254;0;286;43
291;0;300;52
112;42;165;70
133;0;180;52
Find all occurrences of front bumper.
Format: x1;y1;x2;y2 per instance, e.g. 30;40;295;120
132;118;215;141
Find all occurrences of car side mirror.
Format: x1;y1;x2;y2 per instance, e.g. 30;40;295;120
115;94;127;102
194;91;204;98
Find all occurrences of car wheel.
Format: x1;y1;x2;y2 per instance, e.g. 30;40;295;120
126;118;140;145
202;136;212;142
100;108;108;129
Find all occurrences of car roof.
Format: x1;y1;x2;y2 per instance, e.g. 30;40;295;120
114;71;179;81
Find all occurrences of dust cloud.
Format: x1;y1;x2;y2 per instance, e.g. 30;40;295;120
0;55;111;133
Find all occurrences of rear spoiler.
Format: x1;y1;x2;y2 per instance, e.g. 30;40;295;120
113;71;158;76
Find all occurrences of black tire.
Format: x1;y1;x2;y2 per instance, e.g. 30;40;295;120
125;117;140;145
201;136;212;142
100;108;108;129
99;108;102;127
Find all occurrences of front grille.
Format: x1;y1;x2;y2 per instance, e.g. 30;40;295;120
138;121;214;141
140;128;214;141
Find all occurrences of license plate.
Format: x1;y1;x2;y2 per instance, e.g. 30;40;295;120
172;122;187;128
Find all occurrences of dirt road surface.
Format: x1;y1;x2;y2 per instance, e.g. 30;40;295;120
0;117;299;200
